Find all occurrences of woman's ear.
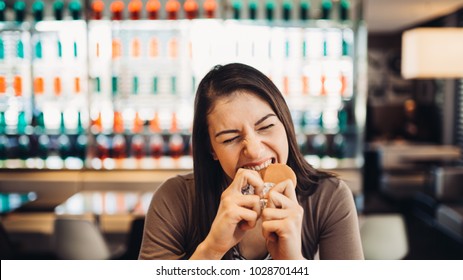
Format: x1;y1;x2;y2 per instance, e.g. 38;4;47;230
211;150;218;160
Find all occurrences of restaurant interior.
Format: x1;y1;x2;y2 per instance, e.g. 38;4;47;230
1;0;463;260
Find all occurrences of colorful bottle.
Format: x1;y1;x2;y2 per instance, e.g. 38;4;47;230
17;134;30;160
91;0;105;20
130;134;145;159
95;134;110;159
53;0;65;20
265;0;275;21
32;0;45;22
0;111;6;135
68;0;82;20
58;112;71;160
166;0;180;20
146;0;161;20
75;111;87;161
111;134;126;159
14;1;26;23
128;0;142;20
184;0;198;20
110;0;125;20
339;0;350;21
0;1;6;21
232;0;242;19
37;134;50;160
203;0;217;18
282;0;292;21
249;0;258;20
321;0;332;20
300;0;310;20
168;113;184;158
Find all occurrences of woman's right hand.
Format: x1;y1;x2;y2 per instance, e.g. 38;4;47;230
192;168;264;259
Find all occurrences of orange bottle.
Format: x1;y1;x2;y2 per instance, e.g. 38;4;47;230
110;0;124;20
146;0;161;20
203;0;217;18
165;0;180;20
113;111;124;134
91;0;104;20
128;0;142;20
184;0;198;20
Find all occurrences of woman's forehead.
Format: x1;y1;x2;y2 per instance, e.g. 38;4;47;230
207;95;276;131
210;92;272;115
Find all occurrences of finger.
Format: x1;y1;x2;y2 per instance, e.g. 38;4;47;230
233;168;265;193
236;207;259;230
261;207;288;221
267;179;297;202
266;190;293;209
238;194;262;215
261;220;282;241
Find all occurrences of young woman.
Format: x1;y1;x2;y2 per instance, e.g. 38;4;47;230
139;63;364;260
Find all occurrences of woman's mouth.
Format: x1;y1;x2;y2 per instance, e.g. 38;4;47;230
241;158;275;171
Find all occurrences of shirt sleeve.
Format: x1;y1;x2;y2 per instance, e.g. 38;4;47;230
138;175;192;260
318;180;364;260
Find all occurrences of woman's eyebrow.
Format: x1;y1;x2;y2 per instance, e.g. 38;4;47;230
255;114;276;126
215;129;239;138
214;113;276;138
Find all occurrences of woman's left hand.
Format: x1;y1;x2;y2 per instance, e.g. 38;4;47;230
261;179;305;260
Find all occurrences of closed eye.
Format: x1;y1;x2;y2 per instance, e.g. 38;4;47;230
223;136;240;144
258;124;274;131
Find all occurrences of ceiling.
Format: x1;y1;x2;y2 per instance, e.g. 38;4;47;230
365;0;463;33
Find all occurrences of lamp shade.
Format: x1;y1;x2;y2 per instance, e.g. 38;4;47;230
401;28;463;79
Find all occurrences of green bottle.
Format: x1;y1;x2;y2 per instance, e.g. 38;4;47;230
16;40;24;59
133;76;139;95
35;40;42;59
58;112;71;160
282;0;292;21
17;111;27;135
232;0;242;20
37;134;50;160
69;0;82;20
0;111;6;134
300;0;310;21
59;112;66;134
58;134;71;160
321;0;332;20
53;0;65;20
57;40;62;58
32;0;45;22
76;111;85;135
340;0;350;21
112;76;118;96
265;0;275;21
76;134;87;161
0;1;6;22
17;134;30;160
249;0;258;20
0;37;4;60
34;110;46;134
14;1;26;23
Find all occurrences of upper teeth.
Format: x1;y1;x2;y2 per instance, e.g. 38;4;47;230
243;159;272;171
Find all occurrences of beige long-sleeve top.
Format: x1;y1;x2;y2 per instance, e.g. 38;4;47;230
139;173;364;260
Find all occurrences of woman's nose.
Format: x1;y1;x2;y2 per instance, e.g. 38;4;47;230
243;134;264;159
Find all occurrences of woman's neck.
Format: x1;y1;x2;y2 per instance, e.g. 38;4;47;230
238;220;269;259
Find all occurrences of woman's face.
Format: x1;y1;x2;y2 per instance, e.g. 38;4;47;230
207;92;289;179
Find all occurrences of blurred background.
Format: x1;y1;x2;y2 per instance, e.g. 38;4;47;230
0;0;462;260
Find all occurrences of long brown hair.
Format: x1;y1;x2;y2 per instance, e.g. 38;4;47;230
191;63;333;259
